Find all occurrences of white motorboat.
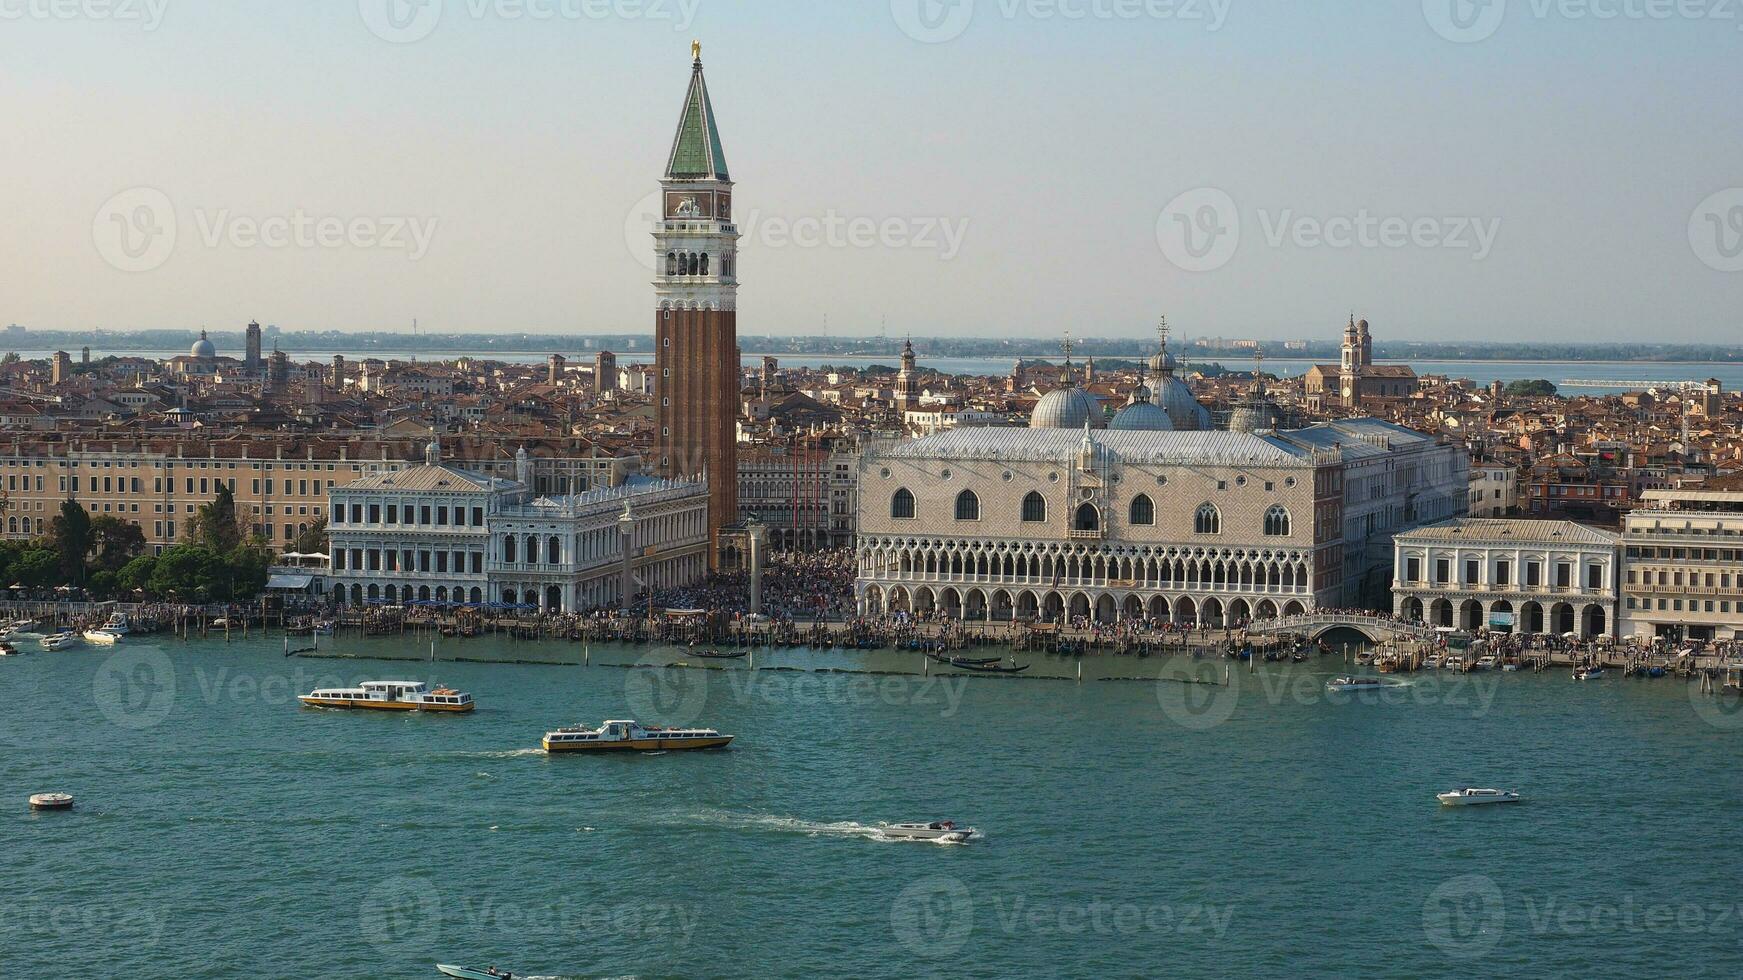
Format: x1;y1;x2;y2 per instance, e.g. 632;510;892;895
1501;661;1521;672
100;613;132;635
40;632;82;651
1474;655;1498;671
1437;788;1522;807
1325;676;1391;692
82;629;122;646
1423;655;1444;670
879;820;977;843
1573;665;1604;681
0;642;23;657
436;966;518;980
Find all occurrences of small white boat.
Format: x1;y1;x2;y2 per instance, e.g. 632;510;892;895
40;632;82;651
1437;788;1522;807
436;966;518;980
0;642;24;657
1574;666;1604;681
1474;655;1498;671
880;820;977;843
82;629;122;646
100;613;132;635
1423;655;1444;670
1325;676;1390;692
1501;661;1521;672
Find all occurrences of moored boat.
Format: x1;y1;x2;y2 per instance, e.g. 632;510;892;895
1573;665;1604;681
298;681;475;712
40;632;82;651
690;649;748;660
879;820;977;843
1437;787;1522;807
542;719;732;753
82;629;122;646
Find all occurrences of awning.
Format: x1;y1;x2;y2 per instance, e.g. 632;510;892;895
266;574;315;591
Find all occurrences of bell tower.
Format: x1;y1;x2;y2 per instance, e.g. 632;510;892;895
653;42;740;567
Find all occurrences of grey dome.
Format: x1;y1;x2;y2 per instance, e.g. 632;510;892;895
190;331;216;358
1228;397;1280;434
1031;387;1103;430
1155;377;1210;431
1109;388;1175;432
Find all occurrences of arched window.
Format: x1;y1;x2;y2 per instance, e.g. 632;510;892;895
666;252;677;276
526;535;539;564
699;253;709;276
891;488;916;520
1074;503;1101;533
955;490;980;521
1129;494;1156;526
504;536;517;563
1195;504;1221;535
1264;505;1291;537
1022;491;1047;523
548;536;562;563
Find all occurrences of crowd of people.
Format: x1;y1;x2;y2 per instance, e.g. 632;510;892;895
648;548;859;623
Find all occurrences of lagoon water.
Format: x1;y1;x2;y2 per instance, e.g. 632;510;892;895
6;634;1743;978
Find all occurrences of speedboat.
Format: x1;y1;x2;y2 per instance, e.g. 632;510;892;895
1325;676;1390;692
1573;666;1603;681
100;613;132;635
0;642;23;657
1423;655;1444;670
880;820;976;843
542;719;732;753
1474;655;1498;671
436;967;517;980
1437;788;1522;807
82;629;122;646
40;632;82;651
299;681;475;712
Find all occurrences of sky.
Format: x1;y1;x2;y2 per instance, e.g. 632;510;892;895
3;0;1741;343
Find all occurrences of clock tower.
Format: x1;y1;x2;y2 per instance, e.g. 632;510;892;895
653;43;740;567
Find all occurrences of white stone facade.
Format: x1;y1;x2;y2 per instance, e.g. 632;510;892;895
1392;519;1619;638
1620;485;1743;642
329;454;709;612
854;418;1467;625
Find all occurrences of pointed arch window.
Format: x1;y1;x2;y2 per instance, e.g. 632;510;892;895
891;488;916;520
1074;503;1101;533
1194;503;1221;535
955;490;980;521
1021;491;1047;523
1129;494;1156;526
1264;505;1291;537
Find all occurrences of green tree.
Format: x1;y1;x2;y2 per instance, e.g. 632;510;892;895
13;547;60;588
290;518;328;556
148;545;226;600
227;543;274;599
1505;379;1558;398
190;484;244;553
48;499;92;585
116;554;158;595
89;516;146;573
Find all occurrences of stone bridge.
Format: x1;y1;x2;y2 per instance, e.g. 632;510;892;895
1246;613;1436;644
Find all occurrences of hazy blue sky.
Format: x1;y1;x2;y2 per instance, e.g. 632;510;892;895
4;0;1741;342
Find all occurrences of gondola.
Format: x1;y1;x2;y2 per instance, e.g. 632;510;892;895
690;649;749;660
926;652;1001;667
944;659;1030;674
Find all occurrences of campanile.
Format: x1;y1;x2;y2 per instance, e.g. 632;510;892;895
653;43;740;566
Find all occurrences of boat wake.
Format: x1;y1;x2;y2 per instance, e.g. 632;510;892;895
686;811;968;843
440;748;544;760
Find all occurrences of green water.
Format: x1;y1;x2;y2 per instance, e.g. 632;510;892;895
5;634;1742;978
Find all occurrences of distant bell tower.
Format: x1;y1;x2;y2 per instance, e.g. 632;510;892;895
653;41;740;567
245;320;263;371
1340;314;1361;407
896;338;918;412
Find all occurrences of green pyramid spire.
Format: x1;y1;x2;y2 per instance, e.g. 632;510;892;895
665;52;730;182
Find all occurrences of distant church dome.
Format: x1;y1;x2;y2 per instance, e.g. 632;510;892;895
190;330;216;359
1155;376;1211;431
1109;387;1174;432
1031;386;1104;430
